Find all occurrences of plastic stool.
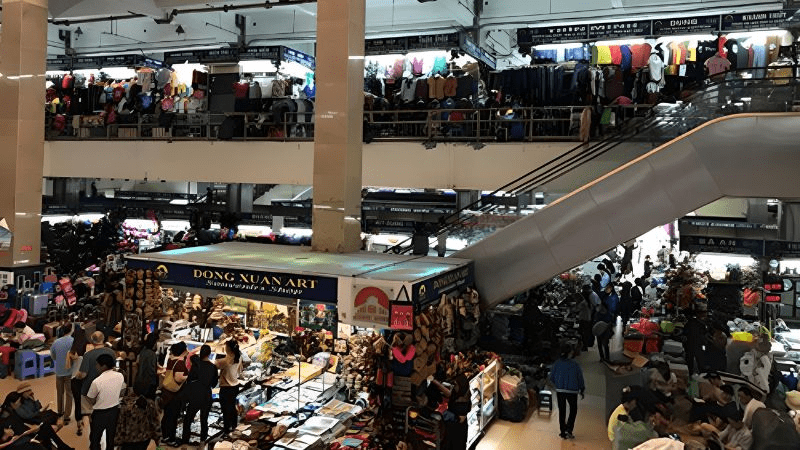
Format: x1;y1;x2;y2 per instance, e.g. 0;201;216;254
538;389;553;414
36;352;55;377
14;350;37;380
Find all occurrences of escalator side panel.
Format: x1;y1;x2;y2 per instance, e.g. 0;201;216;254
455;113;800;309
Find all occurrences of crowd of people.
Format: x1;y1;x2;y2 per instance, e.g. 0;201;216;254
0;324;245;449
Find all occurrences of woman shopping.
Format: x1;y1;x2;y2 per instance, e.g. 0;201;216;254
216;340;243;434
66;327;89;436
180;344;218;446
160;342;189;447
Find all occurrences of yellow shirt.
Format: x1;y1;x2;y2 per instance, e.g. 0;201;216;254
608;403;627;441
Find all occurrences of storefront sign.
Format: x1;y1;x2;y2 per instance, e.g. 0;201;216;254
460;34;497;70
365;37;408;55
679;218;778;230
281;47;316;71
680;235;764;256
652;15;721;35
202;47;240;63
588;20;652;40
239;46;282;62
517;25;589;46
412;263;474;305
352;285;391;327
407;33;460;51
46;56;72;71
721;9;796;31
765;240;800;258
164;50;203;65
389;302;414;331
125;260;337;301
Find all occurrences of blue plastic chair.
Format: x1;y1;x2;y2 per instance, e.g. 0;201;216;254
14;350;37;380
36;352;55;377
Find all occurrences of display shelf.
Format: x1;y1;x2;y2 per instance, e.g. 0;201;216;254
465;359;499;448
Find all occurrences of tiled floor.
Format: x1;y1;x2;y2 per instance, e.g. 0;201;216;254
477;320;625;450
0;321;622;450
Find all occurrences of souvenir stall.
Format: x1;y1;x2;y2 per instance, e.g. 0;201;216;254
123;241;496;449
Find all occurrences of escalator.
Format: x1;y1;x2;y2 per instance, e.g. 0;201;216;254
446;74;800;308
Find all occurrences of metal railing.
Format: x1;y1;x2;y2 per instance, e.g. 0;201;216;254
384;68;800;253
45;105;651;143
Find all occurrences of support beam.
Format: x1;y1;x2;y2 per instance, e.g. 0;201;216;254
0;0;49;266
311;0;366;253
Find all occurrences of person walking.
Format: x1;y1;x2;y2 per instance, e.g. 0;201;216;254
576;293;594;351
180;345;218;445
66;327;89;436
160;342;189;447
549;344;585;439
86;353;125;450
133;333;158;399
216;340;243;433
593;303;614;362
50;324;74;425
76;332;115;421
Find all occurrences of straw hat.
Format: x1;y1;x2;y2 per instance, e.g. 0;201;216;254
786;390;800;410
15;382;32;394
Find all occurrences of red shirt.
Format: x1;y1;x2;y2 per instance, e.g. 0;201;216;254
233;82;250;99
609;46;622;65
630;44;652;70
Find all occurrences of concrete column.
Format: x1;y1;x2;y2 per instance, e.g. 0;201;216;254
240;184;254;214
0;0;48;266
226;184;241;213
311;0;366;253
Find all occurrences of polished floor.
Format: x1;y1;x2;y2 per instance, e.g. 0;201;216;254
0;326;621;450
476;349;612;450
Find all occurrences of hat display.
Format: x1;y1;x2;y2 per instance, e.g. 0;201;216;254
786;390;800;410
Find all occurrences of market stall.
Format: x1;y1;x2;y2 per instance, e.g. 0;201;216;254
124;241;491;448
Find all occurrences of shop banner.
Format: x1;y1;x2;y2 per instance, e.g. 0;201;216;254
239;46;281;62
407;33;461;52
721;9;796;31
412;262;474;305
365;37;408;55
460;34;497;70
46;56;72;71
517;25;589;46
281;47;316;71
765;240;800;258
124;260;338;301
588;20;652;40
680;235;764;256
164;50;203;65
202;47;240;63
652;15;721;35
679;218;778;230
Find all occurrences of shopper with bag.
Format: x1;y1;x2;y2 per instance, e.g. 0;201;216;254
180;344;218;446
160;342;189;447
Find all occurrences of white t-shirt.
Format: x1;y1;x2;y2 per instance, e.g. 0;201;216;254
87;370;126;410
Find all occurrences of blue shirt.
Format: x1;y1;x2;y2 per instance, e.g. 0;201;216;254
549;358;585;393
50;335;74;377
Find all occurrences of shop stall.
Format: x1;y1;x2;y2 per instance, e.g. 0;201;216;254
122;241;492;449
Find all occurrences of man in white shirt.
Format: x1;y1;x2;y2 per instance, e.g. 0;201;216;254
737;386;766;429
86;353;125;450
718;409;753;450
